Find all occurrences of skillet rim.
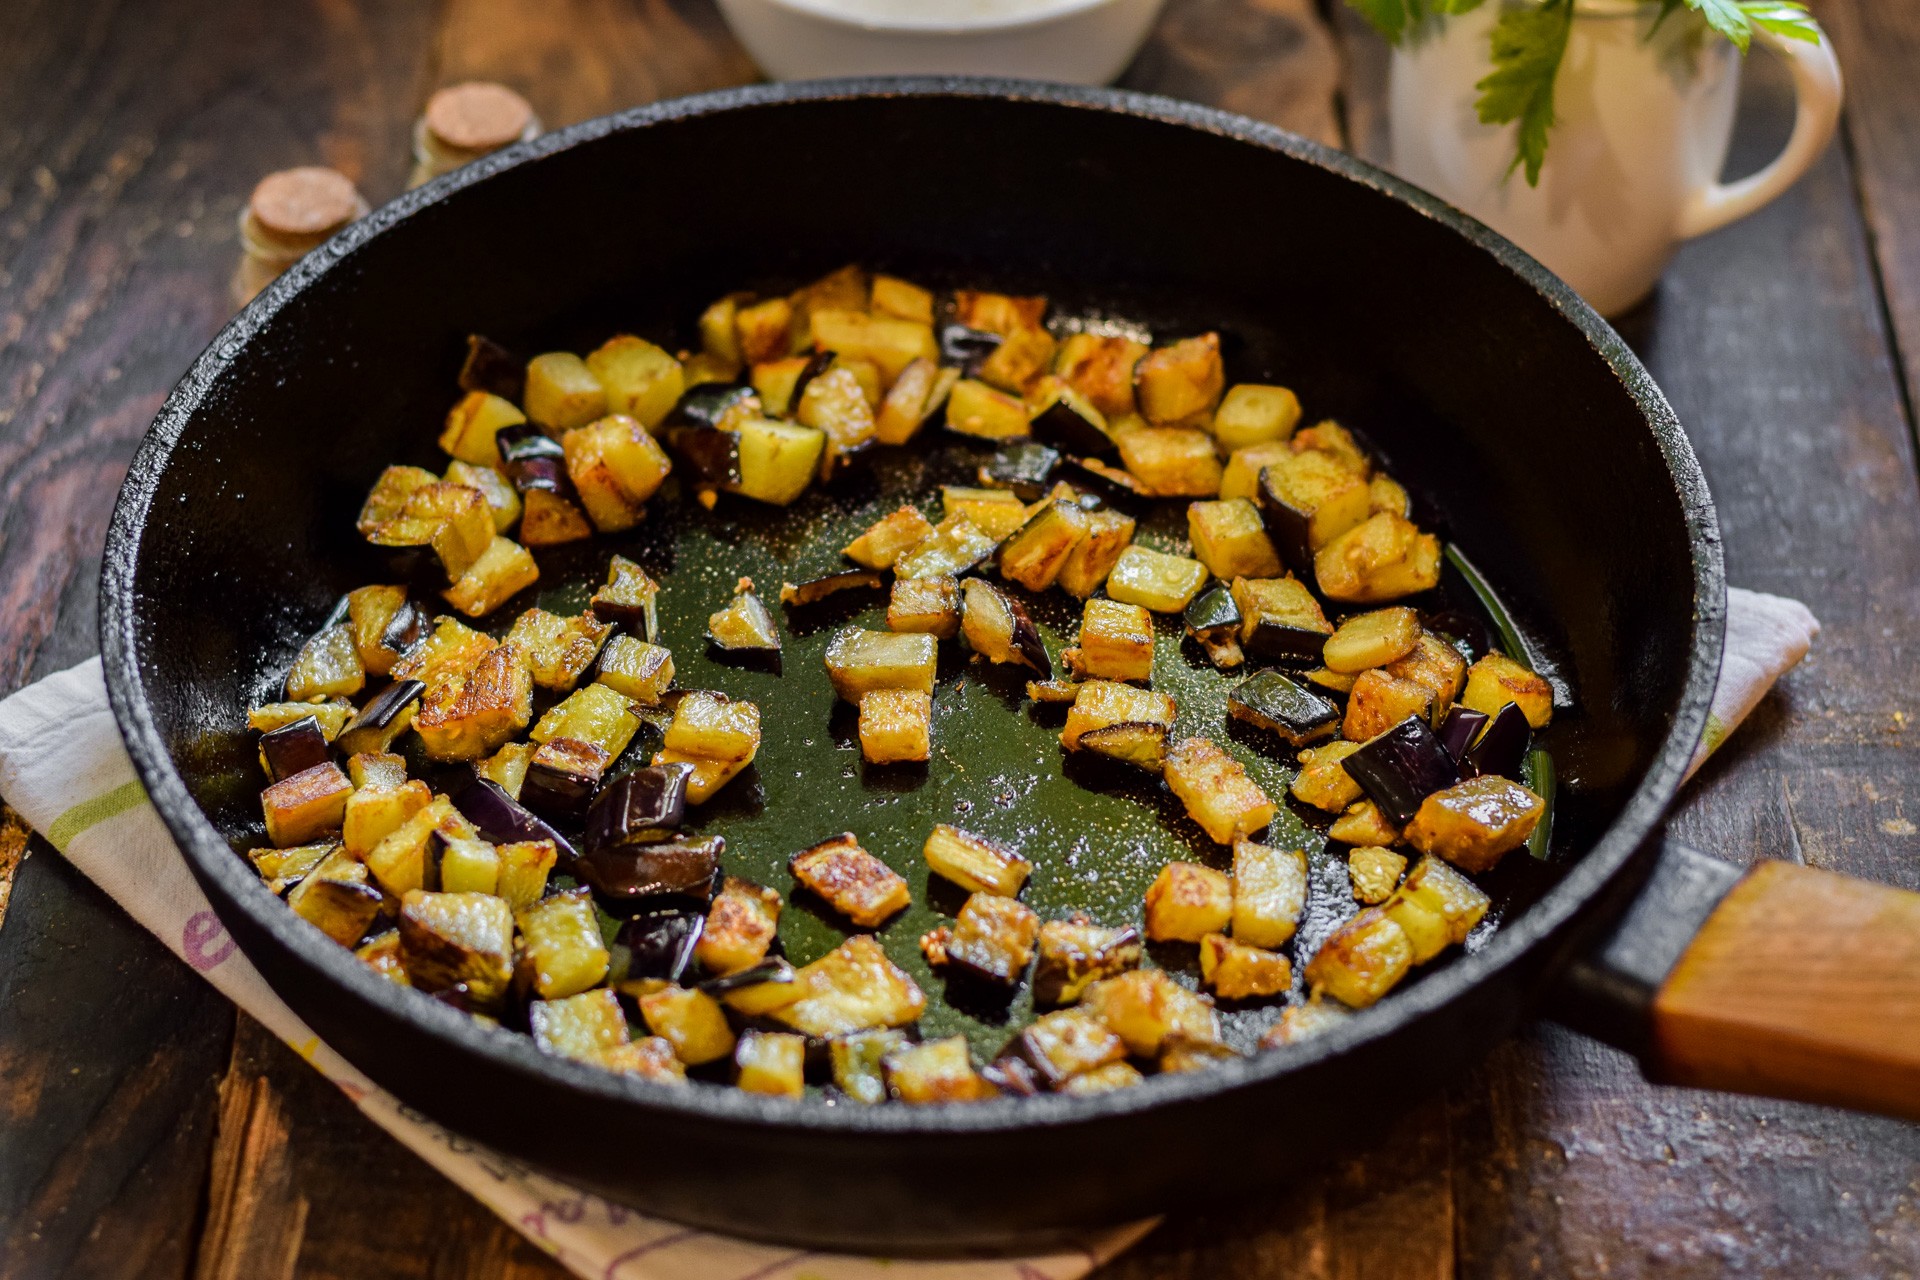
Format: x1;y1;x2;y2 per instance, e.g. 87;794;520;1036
99;76;1728;1138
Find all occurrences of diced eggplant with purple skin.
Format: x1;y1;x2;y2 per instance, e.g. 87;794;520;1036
666;425;743;488
1343;715;1460;827
1226;671;1341;748
698;955;795;997
708;581;781;652
668;382;758;430
585;764;692;849
1437;705;1491;764
979;1054;1044;1097
1183;585;1245;669
335;679;424;757
1461;701;1530;780
1029;385;1114;456
616;909;705;984
940;323;1003;366
378;600;429;664
978;442;1061;501
518;737;612;819
451;777;579;867
259;716;332;783
575;834;724;901
1060;454;1152;502
779;570;886;608
459;333;523;401
496;424;569;491
959;578;1052;678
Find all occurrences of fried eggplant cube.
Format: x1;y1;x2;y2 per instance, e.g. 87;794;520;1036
1144;861;1233;943
495;839;558;911
1460;653;1556;728
945;892;1041;985
1211;383;1301;452
1305;907;1413;1009
735;1031;807;1099
1348;846;1409;904
857;689;932;764
1032;916;1143;1006
414;643;534;761
343;585;413;678
884;1037;999;1104
944;378;1031;440
887;575;961;638
532;682;643;758
1329;799;1402;848
445;459;522;534
286;846;382;946
505;608;613;691
286;623;365;702
1056;507;1137;598
342;777;432;860
843;505;936;570
797;364;878;474
589;554;661;639
1219;441;1294;503
262;761;353;847
515;887;611;1000
1315;511;1442;603
875;359;959;445
830;1029;911;1105
1232;840;1308;948
1323;607;1422;673
398;889;516;1004
1007;1008;1127;1088
1199;933;1293;1000
696;876;783;976
791;833;911;928
707;579;781;652
442;535;539;618
922;824;1032;897
1257;450;1373;572
998;501;1091;591
363;795;460;896
1063;598;1154;683
1231;575;1333;664
1259;1000;1353;1049
524;351;607;432
1082;969;1219;1057
893;513;997;580
530;988;631;1064
439;390;527;468
1165;737;1275;845
732;418;828;506
1054;332;1149;419
637;985;736;1066
960;578;1051;676
1343;669;1439;741
771;935;927;1037
662;691;760;766
595;635;675;703
1104;545;1209;613
1188;498;1283;582
824;627;937;700
1385;854;1493;962
1061;679;1175;757
1289;740;1364;812
1405;774;1545;873
1115;425;1222;496
562;414;673;532
586;335;684;429
1386;633;1469;718
1058;1061;1146;1094
1135;333;1225;425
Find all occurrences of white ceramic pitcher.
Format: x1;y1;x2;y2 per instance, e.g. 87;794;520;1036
1389;0;1843;316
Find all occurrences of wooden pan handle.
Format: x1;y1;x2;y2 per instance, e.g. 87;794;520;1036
1649;860;1920;1120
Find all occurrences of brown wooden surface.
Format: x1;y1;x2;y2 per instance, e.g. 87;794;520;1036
1652;860;1920;1119
1;0;1917;1275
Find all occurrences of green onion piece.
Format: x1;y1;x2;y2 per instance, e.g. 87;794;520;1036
1523;747;1555;860
1443;543;1533;668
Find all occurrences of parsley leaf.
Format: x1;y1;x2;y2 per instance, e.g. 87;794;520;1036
1689;0;1753;49
1346;0;1416;44
1739;0;1821;43
1473;0;1574;186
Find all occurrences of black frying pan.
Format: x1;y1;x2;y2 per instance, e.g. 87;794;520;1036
98;80;1920;1253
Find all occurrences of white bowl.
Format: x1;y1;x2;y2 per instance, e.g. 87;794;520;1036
714;0;1168;87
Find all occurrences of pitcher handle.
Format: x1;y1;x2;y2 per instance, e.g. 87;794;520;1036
1675;20;1844;240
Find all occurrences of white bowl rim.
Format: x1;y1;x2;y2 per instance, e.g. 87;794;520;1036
746;0;1130;37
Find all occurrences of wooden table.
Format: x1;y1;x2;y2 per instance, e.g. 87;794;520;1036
2;0;1917;1274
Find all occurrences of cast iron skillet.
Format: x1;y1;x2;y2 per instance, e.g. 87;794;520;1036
97;80;1914;1252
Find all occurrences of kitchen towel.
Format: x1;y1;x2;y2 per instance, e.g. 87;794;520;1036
0;586;1817;1280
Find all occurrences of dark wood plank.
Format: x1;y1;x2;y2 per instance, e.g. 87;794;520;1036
0;0;443;1271
1814;0;1920;423
194;1017;566;1280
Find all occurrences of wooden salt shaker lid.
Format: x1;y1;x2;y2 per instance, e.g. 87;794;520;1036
424;82;536;156
245;166;366;257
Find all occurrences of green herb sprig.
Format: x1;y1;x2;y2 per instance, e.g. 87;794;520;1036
1350;0;1822;185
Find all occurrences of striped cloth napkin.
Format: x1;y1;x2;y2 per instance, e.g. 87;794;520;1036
0;587;1815;1280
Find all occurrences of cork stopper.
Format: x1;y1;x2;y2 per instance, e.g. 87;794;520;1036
410;82;541;188
425;82;536;154
234;166;368;306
